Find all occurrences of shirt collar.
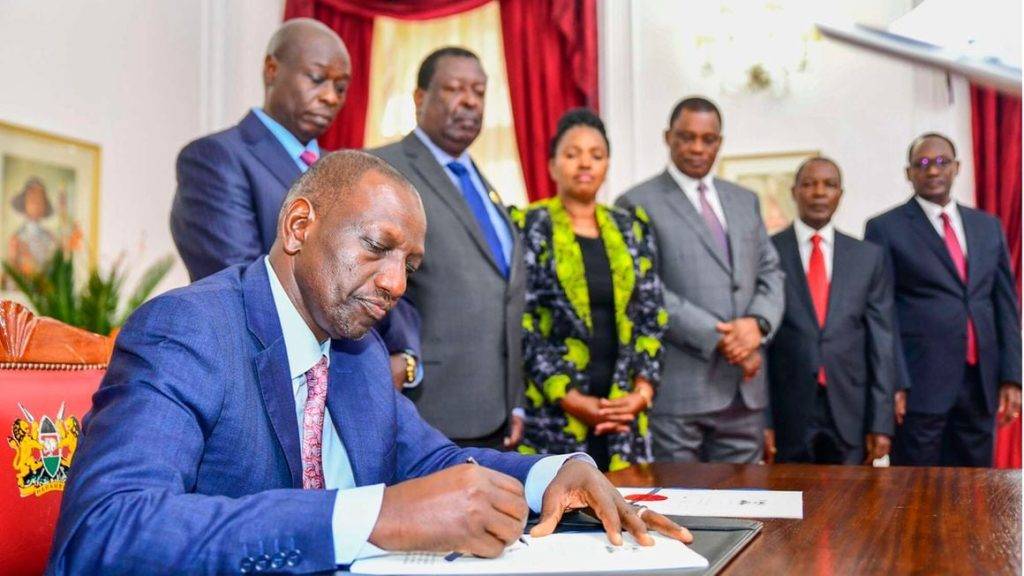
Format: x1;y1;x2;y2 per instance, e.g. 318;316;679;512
252;107;320;164
793;218;834;246
414;126;472;171
915;195;959;222
666;161;712;194
263;257;330;387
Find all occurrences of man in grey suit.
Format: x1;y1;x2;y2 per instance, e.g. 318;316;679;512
369;47;524;449
766;157;896;465
616;97;784;463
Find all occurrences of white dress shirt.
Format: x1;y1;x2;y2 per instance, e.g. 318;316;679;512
263;257;587;565
793;219;835;281
666;162;728;231
915;196;968;256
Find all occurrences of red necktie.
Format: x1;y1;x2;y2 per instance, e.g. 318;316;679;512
807;234;829;385
299;150;319;167
940;213;978;365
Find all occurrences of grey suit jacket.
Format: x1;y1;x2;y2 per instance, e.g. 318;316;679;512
616;171;784;416
369;132;526;439
768;226;896;449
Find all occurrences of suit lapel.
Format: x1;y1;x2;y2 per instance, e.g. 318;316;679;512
240;111;302;189
778;226;818;328
960;206;985;291
326;338;387;487
903;199;964;288
658;171;731;273
716;179;745;270
242;260;303;488
401;134;506;276
824;233;854;331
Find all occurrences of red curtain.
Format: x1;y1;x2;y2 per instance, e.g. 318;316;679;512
283;0;598;201
500;0;599;201
970;85;1022;469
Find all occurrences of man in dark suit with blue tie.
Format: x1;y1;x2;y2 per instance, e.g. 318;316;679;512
169;19;420;388
48;151;690;574
765;157;897;465
865;133;1022;467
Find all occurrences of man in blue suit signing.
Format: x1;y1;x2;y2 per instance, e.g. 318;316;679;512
865;133;1021;467
48;151;690;574
170;18;420;390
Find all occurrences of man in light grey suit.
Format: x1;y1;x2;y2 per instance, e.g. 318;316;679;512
369;47;525;449
616;97;784;463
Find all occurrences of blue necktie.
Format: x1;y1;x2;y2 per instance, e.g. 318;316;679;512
446;161;509;278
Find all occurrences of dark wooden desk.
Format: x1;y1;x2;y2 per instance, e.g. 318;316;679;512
607;463;1021;575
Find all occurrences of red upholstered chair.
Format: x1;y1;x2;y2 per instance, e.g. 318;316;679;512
1;300;112;575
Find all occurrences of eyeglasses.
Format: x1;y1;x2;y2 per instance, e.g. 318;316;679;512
910;156;956;170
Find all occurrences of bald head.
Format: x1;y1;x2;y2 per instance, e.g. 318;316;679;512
279;150;419;224
266;18;342;65
270;150;426;342
262;19;351;143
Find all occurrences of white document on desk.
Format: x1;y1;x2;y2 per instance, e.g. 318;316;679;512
618;488;803;519
349;532;708;575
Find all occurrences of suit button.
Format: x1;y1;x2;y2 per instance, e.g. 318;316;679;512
286;549;303;566
732;283;740;292
271;552;287;569
255;554;271;572
239;557;255;573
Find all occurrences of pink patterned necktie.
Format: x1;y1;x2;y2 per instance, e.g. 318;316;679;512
697;182;730;261
940;213;978;365
299;149;319;167
301;356;329;489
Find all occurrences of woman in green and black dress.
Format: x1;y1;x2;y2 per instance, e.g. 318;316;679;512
515;109;667;472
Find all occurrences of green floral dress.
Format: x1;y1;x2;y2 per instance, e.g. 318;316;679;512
512;197;667;471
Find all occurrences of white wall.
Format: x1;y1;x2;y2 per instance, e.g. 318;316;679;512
0;0;986;305
598;0;977;238
0;0;283;294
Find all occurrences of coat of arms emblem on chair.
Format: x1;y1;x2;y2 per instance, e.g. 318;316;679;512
7;402;79;497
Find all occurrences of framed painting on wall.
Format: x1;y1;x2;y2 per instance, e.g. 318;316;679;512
0;120;100;290
717;150;819;234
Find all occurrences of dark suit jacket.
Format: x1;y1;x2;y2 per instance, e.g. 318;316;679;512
47;260;540;575
369;132;526;439
865;198;1022;415
768;226;897;449
170;111;419;355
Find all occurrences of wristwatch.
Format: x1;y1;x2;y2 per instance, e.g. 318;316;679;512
750;315;771;344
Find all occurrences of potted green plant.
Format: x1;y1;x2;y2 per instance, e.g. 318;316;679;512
3;250;175;336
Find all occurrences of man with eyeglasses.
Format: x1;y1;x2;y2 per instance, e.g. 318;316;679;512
616;96;784;464
865;132;1021;467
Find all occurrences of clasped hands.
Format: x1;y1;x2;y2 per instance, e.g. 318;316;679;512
560;379;654;436
370;459;692;558
715;317;762;380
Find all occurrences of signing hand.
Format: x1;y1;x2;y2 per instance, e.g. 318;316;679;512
894;390;907;426
997;383;1022;426
370;464;529;558
504;413;524;449
716;318;761;363
530;459;692;546
863;434;891;464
